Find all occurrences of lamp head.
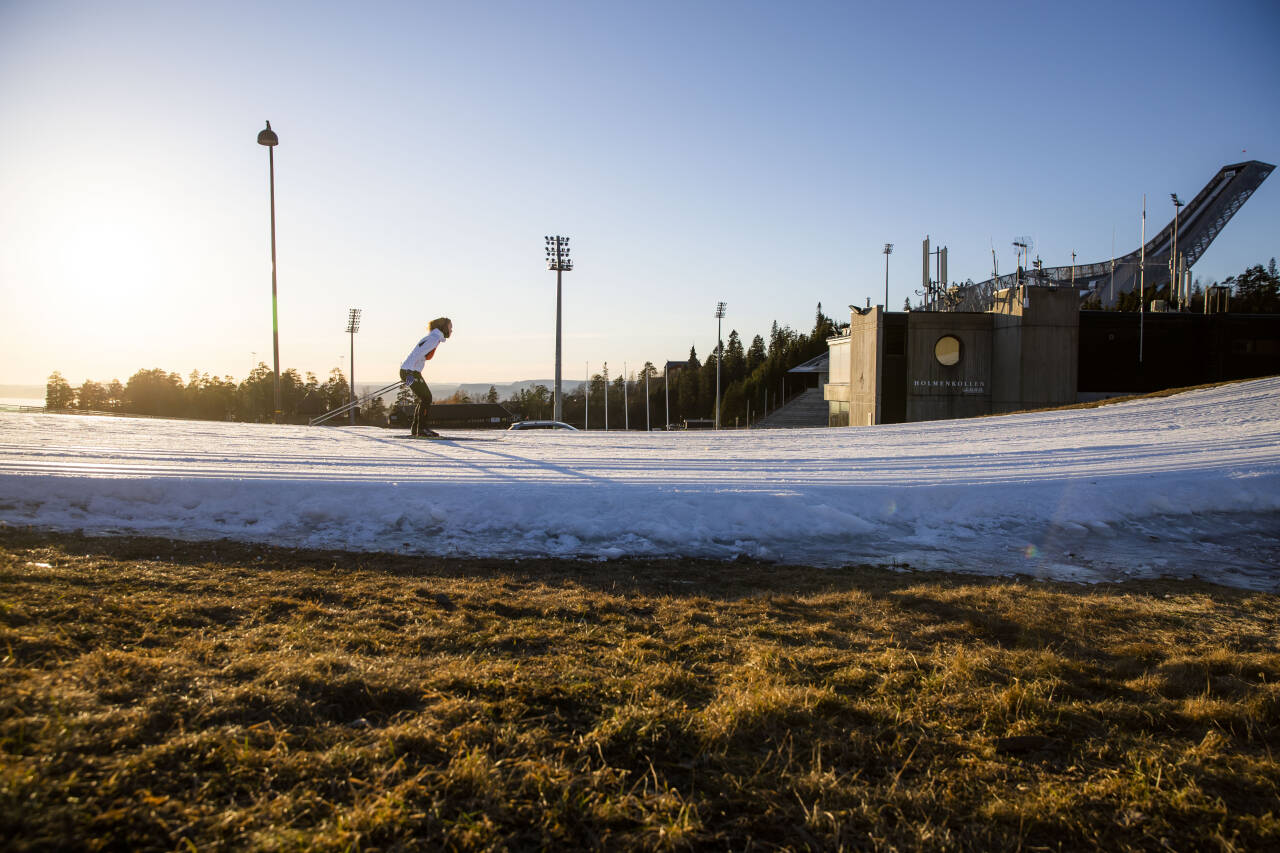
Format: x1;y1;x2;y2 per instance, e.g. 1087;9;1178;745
257;121;278;147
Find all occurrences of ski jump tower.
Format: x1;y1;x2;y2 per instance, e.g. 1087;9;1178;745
935;160;1273;312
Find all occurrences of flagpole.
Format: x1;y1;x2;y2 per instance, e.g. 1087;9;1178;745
1139;195;1146;365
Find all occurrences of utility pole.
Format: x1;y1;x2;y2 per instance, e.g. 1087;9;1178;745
714;302;726;429
1170;194;1184;310
922;236;930;310
645;368;650;431
883;243;893;308
664;362;670;430
1013;240;1028;293
1110;228;1116;306
1140;195;1146;363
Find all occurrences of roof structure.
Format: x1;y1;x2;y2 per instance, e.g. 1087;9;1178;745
787;352;830;374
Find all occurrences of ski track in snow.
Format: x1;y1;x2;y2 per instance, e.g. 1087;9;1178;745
2;378;1279;589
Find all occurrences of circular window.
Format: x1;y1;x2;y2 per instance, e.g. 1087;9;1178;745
934;335;962;366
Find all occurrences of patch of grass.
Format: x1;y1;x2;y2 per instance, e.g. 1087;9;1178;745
2;529;1278;850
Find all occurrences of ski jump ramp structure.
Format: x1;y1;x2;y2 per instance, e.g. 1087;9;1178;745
939;160;1274;312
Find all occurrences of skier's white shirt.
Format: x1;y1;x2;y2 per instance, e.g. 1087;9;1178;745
401;328;445;373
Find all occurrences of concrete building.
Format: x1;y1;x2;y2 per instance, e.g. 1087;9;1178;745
825;286;1079;426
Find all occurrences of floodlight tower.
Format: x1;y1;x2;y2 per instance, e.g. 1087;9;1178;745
714;302;726;429
1170;193;1184;309
545;235;573;422
256;120;282;422
882;244;893;309
346;308;362;425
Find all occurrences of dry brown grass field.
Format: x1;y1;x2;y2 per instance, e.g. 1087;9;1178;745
2;528;1277;851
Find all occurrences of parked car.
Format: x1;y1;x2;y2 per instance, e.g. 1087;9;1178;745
507;420;579;431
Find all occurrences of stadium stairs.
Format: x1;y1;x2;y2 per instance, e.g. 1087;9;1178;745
752;387;828;429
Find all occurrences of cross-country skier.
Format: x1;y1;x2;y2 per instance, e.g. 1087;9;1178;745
399;317;452;437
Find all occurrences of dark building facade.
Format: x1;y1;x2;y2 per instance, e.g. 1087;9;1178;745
826;286;1279;426
1078;311;1280;394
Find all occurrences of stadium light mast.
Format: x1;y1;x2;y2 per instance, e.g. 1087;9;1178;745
1170;193;1184;310
346;308;362;425
882;244;893;309
545;235;573;422
257;120;282;423
714;302;726;429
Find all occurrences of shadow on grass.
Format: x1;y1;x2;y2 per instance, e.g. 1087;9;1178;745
4;526;1280;851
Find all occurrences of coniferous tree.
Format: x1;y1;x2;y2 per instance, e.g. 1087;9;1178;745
812;302;836;340
76;380;108;411
319;368;349;414
699;349;718;418
724;330;745;385
768;321;784;360
238;362;276;422
45;372;74;410
394;384;414;408
746;334;766;374
1227;260;1280;312
361;396;389;426
677;347;701;422
299;372;325;419
124;368;184;416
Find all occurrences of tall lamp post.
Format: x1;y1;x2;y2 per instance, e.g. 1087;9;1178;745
664;360;683;430
714;301;726;430
545;235;573;422
257;121;282;423
346;308;362;425
882;243;893;309
1170;193;1184;310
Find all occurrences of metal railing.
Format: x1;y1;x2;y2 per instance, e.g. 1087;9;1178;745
308;381;404;426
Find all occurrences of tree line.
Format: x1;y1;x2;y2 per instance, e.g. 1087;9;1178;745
44;364;382;424
46;304;840;429
1084;259;1280;313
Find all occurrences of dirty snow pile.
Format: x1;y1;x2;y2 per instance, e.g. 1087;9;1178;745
2;378;1278;589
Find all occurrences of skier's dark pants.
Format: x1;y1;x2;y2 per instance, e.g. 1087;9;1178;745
399;369;432;435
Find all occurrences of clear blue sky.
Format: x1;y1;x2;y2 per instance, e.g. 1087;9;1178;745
2;0;1277;387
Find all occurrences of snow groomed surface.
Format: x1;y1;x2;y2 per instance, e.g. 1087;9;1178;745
2;378;1278;589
